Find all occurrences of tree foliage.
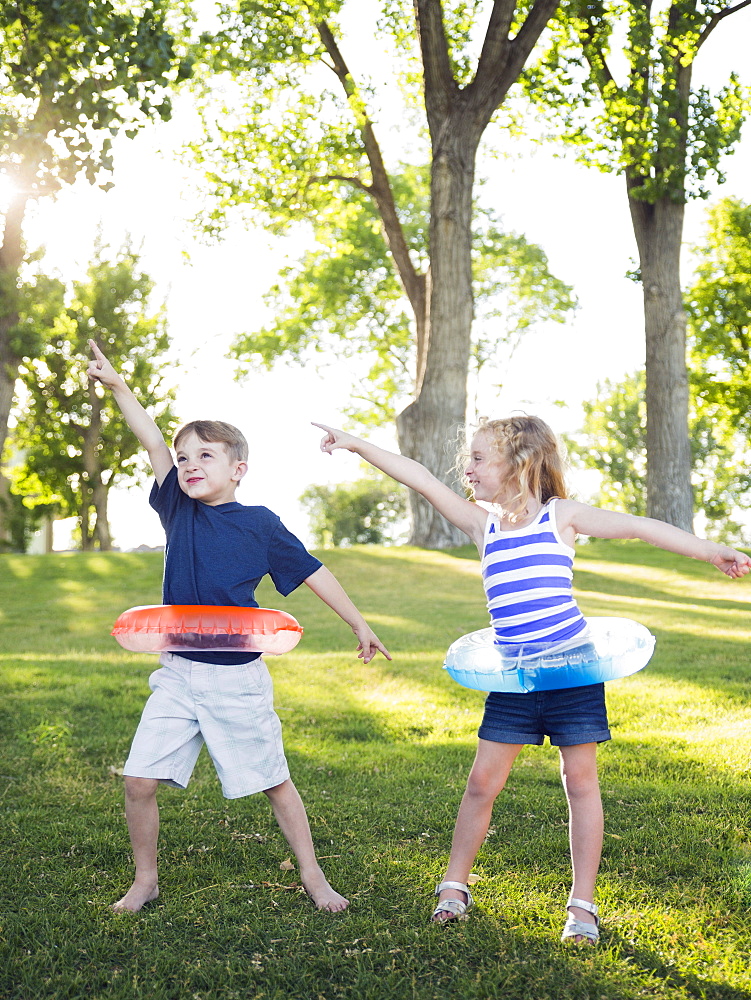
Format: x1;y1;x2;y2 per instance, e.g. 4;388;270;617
567;371;647;517
0;0;191;198
0;0;191;538
686;196;751;434
11;238;176;550
231;165;576;425
572;196;751;542
528;1;750;200
524;0;751;531
188;0;566;547
300;469;408;548
570;368;751;542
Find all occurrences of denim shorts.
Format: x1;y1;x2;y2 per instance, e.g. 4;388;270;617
478;683;611;747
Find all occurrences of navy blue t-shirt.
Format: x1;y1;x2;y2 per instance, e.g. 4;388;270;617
149;466;322;664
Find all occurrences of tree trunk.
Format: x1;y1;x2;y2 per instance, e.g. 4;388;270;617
320;1;560;548
43;515;54;553
0;189;29;545
80;503;93;550
628;186;694;531
82;388;112;549
395;0;560;548
94;483;112;550
396;115;477;548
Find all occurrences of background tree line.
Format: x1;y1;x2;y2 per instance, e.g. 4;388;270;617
1;1;750;551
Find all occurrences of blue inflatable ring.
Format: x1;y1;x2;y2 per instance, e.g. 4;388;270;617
444;617;655;693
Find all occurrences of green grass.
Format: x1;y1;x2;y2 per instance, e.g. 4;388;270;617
1;541;751;1000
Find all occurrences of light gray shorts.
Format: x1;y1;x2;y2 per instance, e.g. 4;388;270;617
123;652;290;799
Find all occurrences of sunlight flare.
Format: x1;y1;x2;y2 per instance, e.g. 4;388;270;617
0;172;16;210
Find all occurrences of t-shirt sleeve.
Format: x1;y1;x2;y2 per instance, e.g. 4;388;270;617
267;519;323;596
149;464;180;529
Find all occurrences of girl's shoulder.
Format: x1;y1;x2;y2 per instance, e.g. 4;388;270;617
548;497;580;523
546;497;581;548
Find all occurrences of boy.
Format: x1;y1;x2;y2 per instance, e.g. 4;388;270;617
88;341;390;913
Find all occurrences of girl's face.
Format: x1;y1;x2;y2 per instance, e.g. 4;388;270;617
465;431;511;503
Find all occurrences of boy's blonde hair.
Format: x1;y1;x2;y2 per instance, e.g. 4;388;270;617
464;415;569;518
173;420;249;463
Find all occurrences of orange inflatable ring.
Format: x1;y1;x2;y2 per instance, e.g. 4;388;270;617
112;605;303;655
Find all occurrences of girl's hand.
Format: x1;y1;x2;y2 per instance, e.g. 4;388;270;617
87;340;125;391
710;547;751;579
312;422;361;455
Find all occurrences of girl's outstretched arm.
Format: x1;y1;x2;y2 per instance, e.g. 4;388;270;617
557;499;751;579
313;423;487;546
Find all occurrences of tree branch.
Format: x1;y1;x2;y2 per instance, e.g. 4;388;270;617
696;0;751;52
307;173;373;195
316;19;426;328
413;0;457;127
579;13;619;96
466;0;560;131
498;0;560;82
472;0;515;75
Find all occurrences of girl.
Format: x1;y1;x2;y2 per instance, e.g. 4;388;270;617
313;415;749;944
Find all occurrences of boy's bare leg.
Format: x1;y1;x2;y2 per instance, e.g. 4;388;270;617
112;776;161;913
263;779;348;912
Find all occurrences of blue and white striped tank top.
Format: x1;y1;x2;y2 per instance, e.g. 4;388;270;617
482;499;586;646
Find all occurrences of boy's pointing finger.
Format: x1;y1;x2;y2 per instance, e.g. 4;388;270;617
88;339;105;366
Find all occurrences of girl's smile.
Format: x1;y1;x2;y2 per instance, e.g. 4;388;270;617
465;431;509;504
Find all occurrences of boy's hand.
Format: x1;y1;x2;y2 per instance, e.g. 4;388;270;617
312;422;361;454
710;547;751;579
87;340;126;391
352;623;391;664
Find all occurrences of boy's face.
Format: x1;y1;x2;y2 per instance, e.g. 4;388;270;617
175;431;247;506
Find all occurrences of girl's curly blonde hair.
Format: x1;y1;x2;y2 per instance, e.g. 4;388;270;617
459;415;569;519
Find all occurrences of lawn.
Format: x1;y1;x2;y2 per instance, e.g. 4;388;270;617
1;541;750;1000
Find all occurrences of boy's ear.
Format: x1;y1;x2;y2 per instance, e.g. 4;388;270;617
232;461;248;483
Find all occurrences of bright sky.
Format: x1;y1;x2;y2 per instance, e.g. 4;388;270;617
17;2;751;551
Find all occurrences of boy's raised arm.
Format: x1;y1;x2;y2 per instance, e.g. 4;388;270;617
87;340;174;485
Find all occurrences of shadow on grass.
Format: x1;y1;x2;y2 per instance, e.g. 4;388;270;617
573;565;751;616
605;935;751;1000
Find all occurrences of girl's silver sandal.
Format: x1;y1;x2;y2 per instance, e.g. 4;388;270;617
561;897;600;944
430;881;474;923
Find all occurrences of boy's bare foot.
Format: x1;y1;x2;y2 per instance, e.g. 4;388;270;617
111;880;159;913
301;867;349;912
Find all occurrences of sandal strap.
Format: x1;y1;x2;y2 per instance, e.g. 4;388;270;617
562;915;600;943
431;898;469;920
435;881;473;907
431;880;474;922
567;897;599;919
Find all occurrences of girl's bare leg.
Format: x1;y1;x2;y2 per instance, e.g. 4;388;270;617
433;740;523;921
559;743;603;943
264;779;348;912
112;776;161;913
